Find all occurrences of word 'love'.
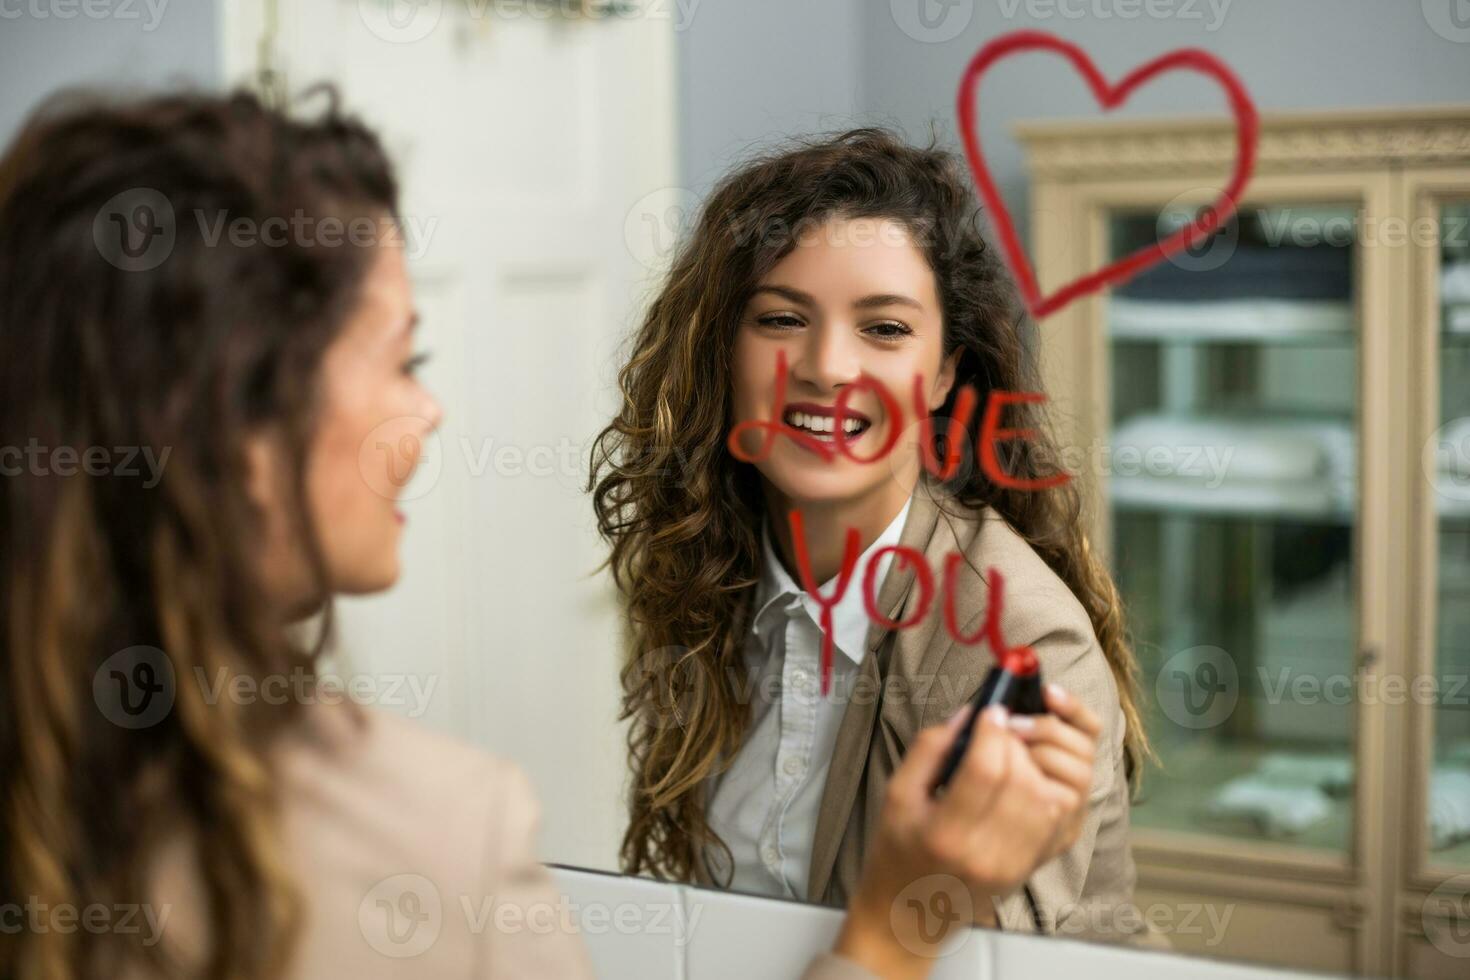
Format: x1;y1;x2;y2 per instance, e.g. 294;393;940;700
725;351;1070;492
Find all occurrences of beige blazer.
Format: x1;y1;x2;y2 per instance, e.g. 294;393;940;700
142;703;877;979
804;475;1168;950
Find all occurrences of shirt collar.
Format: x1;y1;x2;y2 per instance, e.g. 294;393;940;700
752;498;913;667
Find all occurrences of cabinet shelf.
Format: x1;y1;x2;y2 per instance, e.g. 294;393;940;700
1110;478;1355;521
1021;105;1470;976
1113;331;1357;347
1109;297;1355;345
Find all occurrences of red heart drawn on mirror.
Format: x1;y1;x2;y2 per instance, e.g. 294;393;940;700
956;31;1258;321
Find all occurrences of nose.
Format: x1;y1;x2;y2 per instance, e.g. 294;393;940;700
788;322;860;393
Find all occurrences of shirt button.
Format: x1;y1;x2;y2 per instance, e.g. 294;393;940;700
762;844;779;865
783;756;804;776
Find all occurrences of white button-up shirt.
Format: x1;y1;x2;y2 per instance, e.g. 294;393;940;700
705;499;912;899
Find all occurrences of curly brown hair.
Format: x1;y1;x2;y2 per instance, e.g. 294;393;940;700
590;127;1152;886
0;88;397;980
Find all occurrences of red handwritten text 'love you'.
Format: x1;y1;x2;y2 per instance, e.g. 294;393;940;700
724;351;1068;692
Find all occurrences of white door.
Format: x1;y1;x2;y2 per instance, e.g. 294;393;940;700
220;0;677;872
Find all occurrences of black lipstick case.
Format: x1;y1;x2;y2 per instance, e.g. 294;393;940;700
932;661;1047;793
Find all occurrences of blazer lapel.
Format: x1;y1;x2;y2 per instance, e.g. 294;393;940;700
804;480;947;902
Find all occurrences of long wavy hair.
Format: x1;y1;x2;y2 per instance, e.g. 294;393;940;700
591;128;1151;885
0;89;397;979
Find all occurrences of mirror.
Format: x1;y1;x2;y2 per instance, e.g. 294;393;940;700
4;2;1469;977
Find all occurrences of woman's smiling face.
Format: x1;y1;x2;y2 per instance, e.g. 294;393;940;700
730;216;959;510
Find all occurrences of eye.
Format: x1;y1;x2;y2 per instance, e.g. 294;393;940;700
863;320;913;340
755;312;804;330
402;351;431;377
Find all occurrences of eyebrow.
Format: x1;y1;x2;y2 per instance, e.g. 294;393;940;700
751;285;924;311
853;292;924;311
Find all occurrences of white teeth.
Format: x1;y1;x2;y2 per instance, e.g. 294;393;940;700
784;409;869;438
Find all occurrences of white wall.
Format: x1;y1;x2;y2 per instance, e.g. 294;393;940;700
674;0;865;194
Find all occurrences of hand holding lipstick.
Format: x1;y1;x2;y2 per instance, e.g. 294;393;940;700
836;703;1096;979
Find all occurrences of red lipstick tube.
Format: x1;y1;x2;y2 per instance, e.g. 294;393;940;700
932;644;1045;793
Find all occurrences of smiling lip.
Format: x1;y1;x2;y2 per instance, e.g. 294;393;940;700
782;401;875;446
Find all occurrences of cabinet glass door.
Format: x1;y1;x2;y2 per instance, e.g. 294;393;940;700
1428;200;1470;871
1106;204;1359;856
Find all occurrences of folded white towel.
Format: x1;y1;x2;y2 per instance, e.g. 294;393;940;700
1206;777;1332;837
1443;262;1470;304
1433;416;1470;479
1255;753;1355;798
1108;297;1354;340
1429;768;1470;852
1110;473;1352;518
1447;304;1470;334
1111;413;1355;484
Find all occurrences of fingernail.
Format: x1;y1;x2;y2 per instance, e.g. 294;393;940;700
1007;714;1036;734
1046;683;1070;705
985;705;1009;725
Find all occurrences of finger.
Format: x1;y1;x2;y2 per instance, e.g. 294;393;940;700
891;711;972;808
996;737;1078;813
1024;745;1093;795
1044;683;1103;740
1007;713;1093;763
938;705;1011;820
1000;741;1081;861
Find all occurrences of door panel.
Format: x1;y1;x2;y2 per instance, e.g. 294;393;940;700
226;0;676;871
